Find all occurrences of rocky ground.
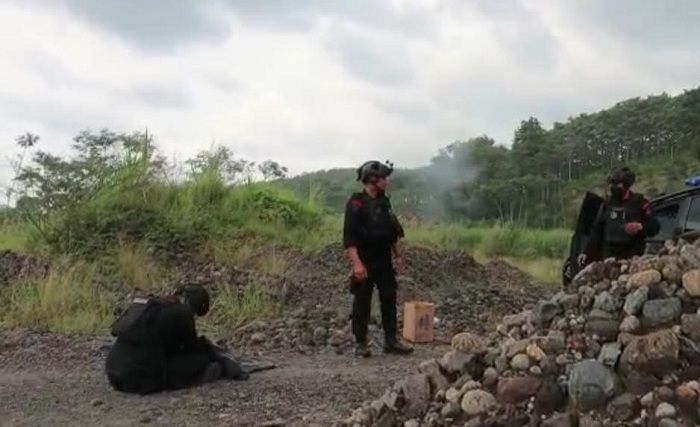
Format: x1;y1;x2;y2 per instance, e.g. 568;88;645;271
0;245;550;426
218;246;548;351
337;239;700;427
0;328;452;427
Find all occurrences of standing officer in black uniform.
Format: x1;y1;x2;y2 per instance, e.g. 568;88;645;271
344;160;413;357
579;167;660;264
106;284;248;394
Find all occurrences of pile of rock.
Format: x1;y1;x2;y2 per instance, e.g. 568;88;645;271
336;239;700;427
233;307;355;354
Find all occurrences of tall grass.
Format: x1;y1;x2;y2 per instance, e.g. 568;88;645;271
109;243;172;292
0;259;114;334
25;157;329;260
405;222;569;259
206;282;280;334
0;221;31;251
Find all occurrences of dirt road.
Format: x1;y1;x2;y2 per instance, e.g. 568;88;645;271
0;330;450;427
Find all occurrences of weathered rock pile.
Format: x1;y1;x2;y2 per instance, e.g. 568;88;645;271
230;245;547;353
337;239;700;427
232;306;355;354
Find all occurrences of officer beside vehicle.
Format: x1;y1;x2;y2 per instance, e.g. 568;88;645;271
343;160;413;358
579;167;660;265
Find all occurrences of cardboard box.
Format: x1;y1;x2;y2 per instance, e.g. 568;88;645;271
402;301;434;343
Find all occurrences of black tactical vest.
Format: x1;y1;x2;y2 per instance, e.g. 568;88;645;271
111;296;176;345
354;192;403;247
602;194;645;246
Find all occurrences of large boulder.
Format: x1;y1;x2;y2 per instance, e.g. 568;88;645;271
682;269;700;297
585;310;620;342
676;383;699;413
553;292;579;310
533;300;562;327
461;389;497;417
641;298;681;327
439;350;483;380
606;393;640;422
397;374;432;417
628;270;662;288
620;316;641;333
452;332;487;354
502;312;530;329
622;370;659;395
573;262;605;288
598;342;622;368
534;380;567;415
568;360;620;411
662;263;683;285
510;354;530;371
418;359;449;394
623;286;649;316
620;329;679;376
540;330;566;354
681;314;700;341
594;291;624;313
496;376;543;404
681;245;700;269
505;338;530;358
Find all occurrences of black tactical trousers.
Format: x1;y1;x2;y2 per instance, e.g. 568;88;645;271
351;261;397;344
603;243;644;260
106;340;213;394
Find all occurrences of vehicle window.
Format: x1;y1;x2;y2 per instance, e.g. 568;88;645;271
686;197;700;231
650;203;680;240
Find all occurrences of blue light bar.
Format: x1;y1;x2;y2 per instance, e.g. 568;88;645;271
686;176;700;187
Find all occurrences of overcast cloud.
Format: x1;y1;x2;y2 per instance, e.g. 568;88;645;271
0;0;698;184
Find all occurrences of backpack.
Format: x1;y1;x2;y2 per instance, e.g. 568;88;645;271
111;296;177;345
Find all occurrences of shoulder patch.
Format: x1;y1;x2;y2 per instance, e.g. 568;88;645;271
350;199;363;209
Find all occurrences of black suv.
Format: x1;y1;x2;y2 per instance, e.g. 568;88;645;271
562;184;700;285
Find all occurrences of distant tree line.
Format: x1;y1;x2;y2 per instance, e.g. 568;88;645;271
287;87;700;227
5;130;289;215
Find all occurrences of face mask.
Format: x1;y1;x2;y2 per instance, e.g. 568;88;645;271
610;185;625;198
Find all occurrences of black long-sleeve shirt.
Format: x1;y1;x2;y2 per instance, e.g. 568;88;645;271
585;191;660;258
343;191;402;263
106;299;211;393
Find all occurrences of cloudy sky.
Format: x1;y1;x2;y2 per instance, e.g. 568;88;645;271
0;0;698;183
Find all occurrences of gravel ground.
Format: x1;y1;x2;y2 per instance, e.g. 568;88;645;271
0;247;548;426
0;330;450;427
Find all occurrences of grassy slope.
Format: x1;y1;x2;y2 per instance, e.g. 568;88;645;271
0;169;572;335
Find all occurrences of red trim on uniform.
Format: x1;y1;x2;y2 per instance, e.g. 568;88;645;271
350;199;363;209
623;189;632;201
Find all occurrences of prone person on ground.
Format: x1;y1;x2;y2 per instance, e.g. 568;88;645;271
105;284;248;394
343;160;413;358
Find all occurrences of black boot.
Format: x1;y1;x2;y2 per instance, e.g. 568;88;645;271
354;340;372;358
218;353;249;380
384;337;413;355
197;361;223;384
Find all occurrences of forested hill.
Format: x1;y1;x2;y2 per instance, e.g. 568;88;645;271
285;87;700;228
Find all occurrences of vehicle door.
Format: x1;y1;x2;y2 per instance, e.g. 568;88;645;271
679;195;700;243
645;199;683;253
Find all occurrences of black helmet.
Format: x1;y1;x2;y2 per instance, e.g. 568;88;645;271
174;284;210;316
356;160;394;183
607;167;635;188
